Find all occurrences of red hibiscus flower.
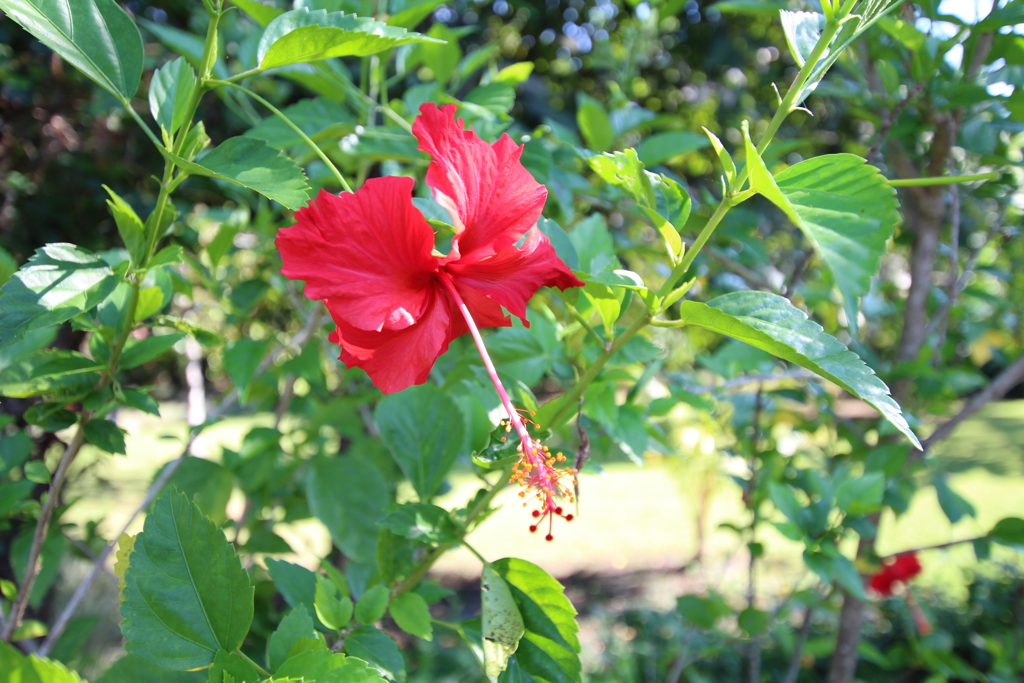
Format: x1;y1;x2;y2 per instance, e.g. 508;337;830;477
869;553;922;596
870;553;930;634
277;103;584;538
277;102;582;394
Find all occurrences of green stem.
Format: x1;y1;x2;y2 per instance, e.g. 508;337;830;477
236;650;270;677
546;311;650;430
463;541;488;564
753;19;842;159
106;280;142;376
211;80;353;193
656;194;735;299
889;172;999;187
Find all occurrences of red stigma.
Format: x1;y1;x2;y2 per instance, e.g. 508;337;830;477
531;510;540;518
545;534;554;541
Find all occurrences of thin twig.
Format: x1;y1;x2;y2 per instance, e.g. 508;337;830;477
920;353;1024;452
38;304;326;656
881;535;987;559
1;424;88;642
782;607;815;683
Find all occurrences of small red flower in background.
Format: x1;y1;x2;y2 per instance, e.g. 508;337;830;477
276;102;582;395
869;553;922;596
277;103;584;539
870;553;930;635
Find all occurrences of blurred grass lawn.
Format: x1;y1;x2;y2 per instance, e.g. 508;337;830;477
63;400;1024;607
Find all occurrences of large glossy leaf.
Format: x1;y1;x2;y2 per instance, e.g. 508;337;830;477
305;456;389;563
0;0;143;101
746;141;898;331
120;489;254;670
256;9;441;70
164;137;310;210
675;292;920;449
375;385;464;502
0;244;121;349
493;558;581;683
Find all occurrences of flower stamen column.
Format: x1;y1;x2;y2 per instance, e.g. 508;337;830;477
437;271;576;540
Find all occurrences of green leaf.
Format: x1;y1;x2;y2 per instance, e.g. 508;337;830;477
149;57;198;137
257;8;441;70
417;23;461;84
0;0;143;101
0;350;102;398
0;642;86;683
990;517;1024;545
306;456;389;563
315;575;354;631
388;592;433;641
776;155;898;331
583;149;689;263
223;337;270;402
375;385;464;501
482;564;525;679
94;653;206;683
829;554;866;600
84;418;126;455
269;608;317;673
206;650;259;683
835;472;885;516
674;292;919;448
492;558;581;683
0;244;120;349
493;62;534;86
150;245;186;269
676;592;731;630
636;130;710;166
120;489;254;670
23;460;50;484
380;503;460;545
275;650;386;683
103;186;147;267
355;584;391;625
120;333;185;370
387;0;445;28
165;137;310;210
702;127;736;184
267;559;318;620
737;608;769;636
140;19;228;80
231;0;284;26
576;93;614;152
934;473;976;525
245;98;354;149
158;457;235;526
345;626;405;682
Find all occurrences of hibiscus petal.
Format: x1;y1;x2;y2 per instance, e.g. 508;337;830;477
326;281;453;394
276;178;438;332
413;103;547;261
445;227;584;324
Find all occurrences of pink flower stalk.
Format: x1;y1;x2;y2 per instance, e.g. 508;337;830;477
437;272;577;541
